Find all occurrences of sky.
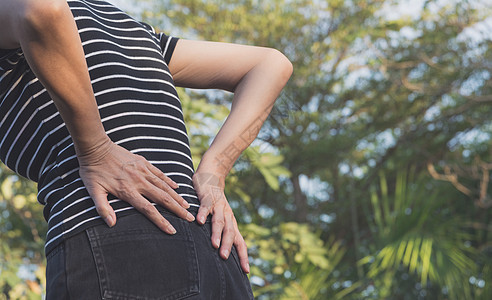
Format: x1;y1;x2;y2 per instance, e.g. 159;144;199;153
107;0;141;14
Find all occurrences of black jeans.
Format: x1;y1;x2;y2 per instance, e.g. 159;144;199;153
46;208;254;299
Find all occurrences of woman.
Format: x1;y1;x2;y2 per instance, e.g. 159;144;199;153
0;0;292;298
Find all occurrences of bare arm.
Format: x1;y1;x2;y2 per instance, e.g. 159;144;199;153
0;0;194;233
169;39;293;272
171;40;292;176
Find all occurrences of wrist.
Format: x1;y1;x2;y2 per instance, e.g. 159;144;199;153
75;134;113;166
196;153;228;177
194;161;227;189
197;150;234;176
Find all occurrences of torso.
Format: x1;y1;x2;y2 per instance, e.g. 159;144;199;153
0;0;198;254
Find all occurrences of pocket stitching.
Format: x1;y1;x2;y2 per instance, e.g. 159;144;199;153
86;218;200;300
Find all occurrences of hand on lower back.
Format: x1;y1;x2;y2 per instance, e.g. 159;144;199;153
193;171;250;273
77;139;195;234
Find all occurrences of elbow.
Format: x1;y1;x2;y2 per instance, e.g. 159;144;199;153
267;48;293;86
280;51;294;81
20;0;69;35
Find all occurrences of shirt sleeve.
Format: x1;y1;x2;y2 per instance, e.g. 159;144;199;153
157;32;179;65
137;21;179;65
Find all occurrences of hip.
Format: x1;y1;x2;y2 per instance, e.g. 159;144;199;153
45;208;254;300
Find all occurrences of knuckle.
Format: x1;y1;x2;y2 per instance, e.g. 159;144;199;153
223;225;235;235
140;202;156;215
132;175;145;185
134;154;145;161
237;244;247;253
236;234;246;244
214;219;225;227
119;188;136;200
199;200;213;212
223;210;233;219
130;155;147;169
160;195;172;205
160;182;171;192
137;162;148;172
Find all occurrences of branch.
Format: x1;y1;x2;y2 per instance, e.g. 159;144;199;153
401;72;425;92
419;52;445;71
427;160;492;209
464;95;492;103
427;163;473;196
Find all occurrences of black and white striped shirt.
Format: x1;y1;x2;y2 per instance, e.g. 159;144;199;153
0;0;199;254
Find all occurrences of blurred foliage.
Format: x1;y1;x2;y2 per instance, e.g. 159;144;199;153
144;0;492;298
0;165;46;299
2;0;492;299
240;222;359;299
360;170;477;299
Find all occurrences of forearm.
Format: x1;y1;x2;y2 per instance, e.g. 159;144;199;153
13;0;109;156
195;50;292;182
168;39;291;270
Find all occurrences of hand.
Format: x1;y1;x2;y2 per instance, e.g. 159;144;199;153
77;138;195;234
192;171;250;273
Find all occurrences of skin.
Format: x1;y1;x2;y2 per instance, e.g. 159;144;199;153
0;0;293;274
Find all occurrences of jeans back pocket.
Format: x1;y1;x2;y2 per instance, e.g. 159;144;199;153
86;212;199;300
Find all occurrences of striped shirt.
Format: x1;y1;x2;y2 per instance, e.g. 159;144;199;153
0;0;199;254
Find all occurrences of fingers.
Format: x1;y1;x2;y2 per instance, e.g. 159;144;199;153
146;162;179;189
90;189;116;227
131;193;177;234
145;172;190;210
217;209;235;259
210;204;225;248
234;232;250;273
131;157;194;223
211;202;235;259
79;143;196;235
196;187;218;224
197;203;212;225
211;205;250;273
142;182;195;222
196;184;224;224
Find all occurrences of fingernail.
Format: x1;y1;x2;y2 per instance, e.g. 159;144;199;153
222;249;229;258
245;263;250;273
214;238;220;248
104;215;114;227
187;212;195;222
184;202;190;209
168;226;177;234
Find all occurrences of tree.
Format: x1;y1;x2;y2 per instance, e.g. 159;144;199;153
2;0;491;298
360;170;478;299
0;164;46;299
141;0;492;298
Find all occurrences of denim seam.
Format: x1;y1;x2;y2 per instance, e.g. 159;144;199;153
201;224;226;300
184;220;200;294
86;227;106;299
62;244;71;300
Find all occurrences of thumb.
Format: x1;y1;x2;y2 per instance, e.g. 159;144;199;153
90;189;116;227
